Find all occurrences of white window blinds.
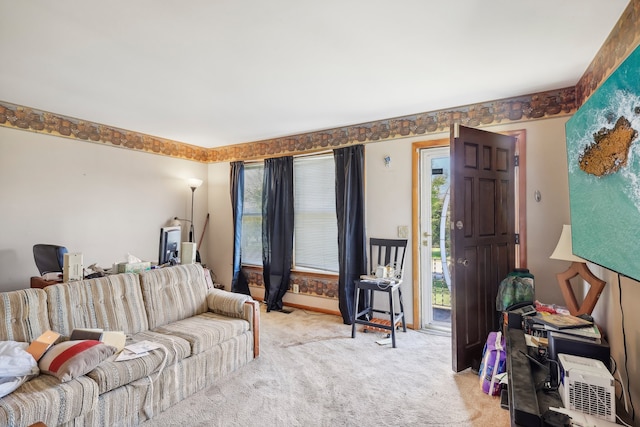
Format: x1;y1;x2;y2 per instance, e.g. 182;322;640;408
293;155;338;272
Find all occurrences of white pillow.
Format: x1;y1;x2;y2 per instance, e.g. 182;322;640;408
0;341;39;398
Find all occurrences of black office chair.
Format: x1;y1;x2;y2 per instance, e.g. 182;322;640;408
351;238;408;348
33;244;68;275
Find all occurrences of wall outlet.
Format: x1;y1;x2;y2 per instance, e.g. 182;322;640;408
292;284;300;293
398;225;409;239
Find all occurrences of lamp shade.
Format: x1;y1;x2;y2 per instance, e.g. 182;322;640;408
550;224;586;262
187;178;203;190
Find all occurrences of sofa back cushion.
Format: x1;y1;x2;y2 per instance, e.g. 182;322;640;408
139;264;208;329
45;273;149;336
0;288;50;342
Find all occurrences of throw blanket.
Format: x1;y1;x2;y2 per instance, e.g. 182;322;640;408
0;341;39;398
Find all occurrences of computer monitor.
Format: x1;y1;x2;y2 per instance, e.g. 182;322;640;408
158;226;181;265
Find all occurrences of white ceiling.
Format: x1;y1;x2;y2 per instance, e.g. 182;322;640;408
0;1;630;148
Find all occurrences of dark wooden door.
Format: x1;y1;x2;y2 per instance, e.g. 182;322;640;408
450;124;516;372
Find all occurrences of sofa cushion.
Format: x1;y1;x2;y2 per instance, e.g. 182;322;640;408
45;273;149;336
139;264;208;330
0;373;98;427
152;312;250;355
0;288;50;342
39;340;116;382
86;331;191;395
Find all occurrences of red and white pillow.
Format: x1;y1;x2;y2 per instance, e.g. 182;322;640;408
39;340;116;382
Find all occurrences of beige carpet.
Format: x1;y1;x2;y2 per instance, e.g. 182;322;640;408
142;305;510;426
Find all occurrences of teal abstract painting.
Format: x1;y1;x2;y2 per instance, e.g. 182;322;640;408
565;45;640;280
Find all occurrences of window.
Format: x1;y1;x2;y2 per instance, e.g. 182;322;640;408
240;155;339;273
293;155;338;272
241;163;263;266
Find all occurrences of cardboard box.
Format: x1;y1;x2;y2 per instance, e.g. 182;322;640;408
116;261;151;274
102;331;126;352
26;330;60;361
70;328;126;352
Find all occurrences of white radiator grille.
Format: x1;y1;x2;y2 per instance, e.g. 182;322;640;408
569;380;613;420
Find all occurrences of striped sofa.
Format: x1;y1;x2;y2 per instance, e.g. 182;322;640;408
0;264;260;427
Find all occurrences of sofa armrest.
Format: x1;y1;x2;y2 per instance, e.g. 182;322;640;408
206;289;260;358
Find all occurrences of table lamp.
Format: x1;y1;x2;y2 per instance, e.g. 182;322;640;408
550;224;606;316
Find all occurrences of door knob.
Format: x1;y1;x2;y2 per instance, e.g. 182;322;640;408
456;258;469;266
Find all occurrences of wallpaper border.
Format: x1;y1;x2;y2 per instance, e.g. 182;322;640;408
0;88;575;163
575;0;640;106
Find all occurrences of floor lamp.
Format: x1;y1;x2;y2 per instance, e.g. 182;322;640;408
187;178;203;243
550;224;606;316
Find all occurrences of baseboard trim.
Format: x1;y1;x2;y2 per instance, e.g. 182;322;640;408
253;296;415;329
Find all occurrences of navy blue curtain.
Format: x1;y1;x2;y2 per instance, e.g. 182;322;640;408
230;161;251;295
334;145;367;324
262;156;294;312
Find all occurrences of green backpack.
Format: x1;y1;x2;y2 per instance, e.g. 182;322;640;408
496;269;534;312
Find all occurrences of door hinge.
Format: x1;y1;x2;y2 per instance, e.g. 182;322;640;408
515;233;520;244
514;154;520;167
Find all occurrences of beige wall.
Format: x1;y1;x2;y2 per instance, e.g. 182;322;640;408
595;269;640;424
206;162;233;287
0;126;208;291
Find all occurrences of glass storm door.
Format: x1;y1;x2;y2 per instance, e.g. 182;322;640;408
419;147;452;330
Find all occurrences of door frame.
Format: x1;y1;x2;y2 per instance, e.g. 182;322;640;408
411;130;527;330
